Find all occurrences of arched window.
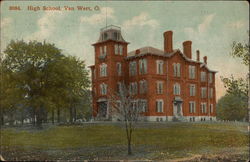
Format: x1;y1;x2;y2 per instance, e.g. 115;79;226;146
156;60;163;74
173;63;181;77
139;59;147;74
173;83;180;95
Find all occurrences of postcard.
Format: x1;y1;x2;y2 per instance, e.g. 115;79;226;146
0;0;249;161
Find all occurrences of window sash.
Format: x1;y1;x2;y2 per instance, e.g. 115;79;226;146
189;102;196;113
117;63;122;76
156;100;163;112
119;45;123;55
201;72;206;82
115;44;119;55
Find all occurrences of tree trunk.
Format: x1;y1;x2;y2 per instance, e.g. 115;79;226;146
9;111;14;126
32;108;36;126
73;107;77;122
36;107;43;129
125;121;133;155
0;109;4;126
21;110;24;125
57;108;60;123
128;139;132;155
52;109;54;124
44;110;48;123
69;107;73;124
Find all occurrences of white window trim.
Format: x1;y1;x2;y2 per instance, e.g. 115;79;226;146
201;72;206;82
201;87;207;98
156;99;164;113
157;81;163;94
174;83;181;95
189;101;196;113
115;44;119;55
156;60;164;74
201;102;207;113
190;84;196;96
100;63;107;77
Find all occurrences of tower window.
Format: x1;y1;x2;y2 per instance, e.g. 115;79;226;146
117;62;122;76
100;63;107;77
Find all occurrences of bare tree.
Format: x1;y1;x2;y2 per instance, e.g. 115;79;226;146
108;82;143;155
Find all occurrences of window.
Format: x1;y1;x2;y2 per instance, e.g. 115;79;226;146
139;80;147;94
100;63;107;77
174;83;181;95
115;44;123;55
139;59;147;74
129;82;137;95
201;72;206;82
119;45;123;55
189;101;196;113
129;61;137;76
103;46;107;55
201;103;207;113
100;83;107;95
156;100;164;112
210;88;213;98
173;63;181;77
157;81;163;94
115;44;119;55
189;65;196;79
201;87;207;98
100;46;103;55
117;82;122;94
138;99;148;112
210;104;213;113
117;62;122;76
156;60;164;74
131;100;137;109
209;73;213;83
190;84;196;96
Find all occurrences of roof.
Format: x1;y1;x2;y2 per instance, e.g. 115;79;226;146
200;63;218;73
127;46;165;57
126;46;217;72
127;46;201;63
93;25;129;45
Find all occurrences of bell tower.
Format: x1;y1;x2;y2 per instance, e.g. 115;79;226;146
91;25;129;118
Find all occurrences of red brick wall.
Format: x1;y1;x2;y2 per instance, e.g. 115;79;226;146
90;38;216;120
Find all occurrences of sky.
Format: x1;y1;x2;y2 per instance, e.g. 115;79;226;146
1;1;249;100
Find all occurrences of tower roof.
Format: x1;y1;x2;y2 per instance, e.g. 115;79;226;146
93;25;128;45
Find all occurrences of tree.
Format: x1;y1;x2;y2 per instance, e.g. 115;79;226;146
217;93;248;121
109;82;143;155
0;58;24;125
220;34;249;122
1;40;90;128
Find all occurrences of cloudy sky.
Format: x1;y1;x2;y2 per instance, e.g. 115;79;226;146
1;1;249;100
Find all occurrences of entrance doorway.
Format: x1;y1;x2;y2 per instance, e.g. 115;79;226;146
173;102;183;117
98;101;107;118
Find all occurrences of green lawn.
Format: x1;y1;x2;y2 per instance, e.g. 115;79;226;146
0;122;248;161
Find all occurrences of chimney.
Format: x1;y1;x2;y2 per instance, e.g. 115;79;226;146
203;56;207;64
183;41;192;59
163;31;173;53
135;49;140;54
196;50;200;61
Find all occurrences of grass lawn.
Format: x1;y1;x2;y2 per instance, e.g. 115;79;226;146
0;122;249;161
